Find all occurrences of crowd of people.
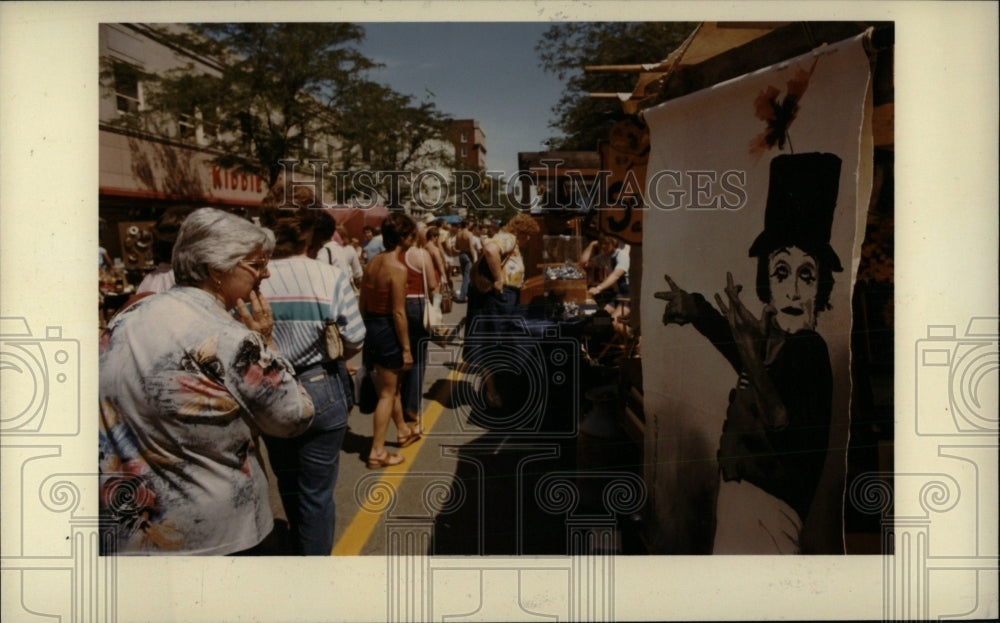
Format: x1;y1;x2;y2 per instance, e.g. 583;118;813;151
98;195;639;556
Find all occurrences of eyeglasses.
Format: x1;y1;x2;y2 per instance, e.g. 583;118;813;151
238;257;270;275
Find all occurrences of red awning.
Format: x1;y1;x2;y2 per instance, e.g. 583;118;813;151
320;205;389;242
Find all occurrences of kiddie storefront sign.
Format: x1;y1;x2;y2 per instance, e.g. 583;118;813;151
98;129;268;206
210;165;265;197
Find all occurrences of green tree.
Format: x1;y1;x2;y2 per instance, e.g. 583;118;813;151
484;183;530;223
111;23;373;187
460;172;525;222
536;22;695;150
106;23;456;204
332;78;454;205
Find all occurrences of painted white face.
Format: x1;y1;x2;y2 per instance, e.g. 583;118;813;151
768;246;818;334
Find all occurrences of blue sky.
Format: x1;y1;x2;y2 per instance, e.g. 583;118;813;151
356;22;567;179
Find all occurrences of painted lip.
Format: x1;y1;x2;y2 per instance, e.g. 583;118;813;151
780;306;804;316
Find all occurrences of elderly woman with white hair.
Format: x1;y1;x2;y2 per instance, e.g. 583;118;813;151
99;207;314;555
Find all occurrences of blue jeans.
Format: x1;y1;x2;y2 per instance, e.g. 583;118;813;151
458;252;473;301
401;297;429;418
263;361;350;555
463;286;520;366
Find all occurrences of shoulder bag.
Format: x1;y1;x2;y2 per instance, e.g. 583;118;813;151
324;319;344;360
421;252;443;331
440;281;453;313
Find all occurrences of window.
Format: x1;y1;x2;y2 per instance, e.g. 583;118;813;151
460;132;468;143
200;109;220;144
177;112;196;141
112;61;142;115
461;147;468;158
176;108;218;144
198;115;219;145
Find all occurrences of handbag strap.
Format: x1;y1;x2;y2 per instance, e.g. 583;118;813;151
419;248;433;300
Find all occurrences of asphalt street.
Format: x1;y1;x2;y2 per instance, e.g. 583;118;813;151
261;292;644;556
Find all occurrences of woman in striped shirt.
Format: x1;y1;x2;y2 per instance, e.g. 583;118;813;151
257;208;366;555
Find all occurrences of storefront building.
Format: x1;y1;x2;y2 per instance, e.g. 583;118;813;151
99;23;270;271
99;126;268;270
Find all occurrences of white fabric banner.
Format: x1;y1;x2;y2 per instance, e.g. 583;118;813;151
640;33;873;554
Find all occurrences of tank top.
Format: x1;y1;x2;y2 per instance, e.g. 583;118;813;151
362;280;392;315
404;248;434;296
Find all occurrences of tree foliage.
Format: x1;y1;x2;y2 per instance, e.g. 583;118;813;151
109;23;453;196
129;23;373;186
535;22;695;150
332;78;454;204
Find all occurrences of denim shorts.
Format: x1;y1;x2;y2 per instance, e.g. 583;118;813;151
363;314;404;370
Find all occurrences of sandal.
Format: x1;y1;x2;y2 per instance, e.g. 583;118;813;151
395;429;422;448
367;451;405;469
404;414;424;437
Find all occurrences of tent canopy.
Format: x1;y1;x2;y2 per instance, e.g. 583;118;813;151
589;21;891;124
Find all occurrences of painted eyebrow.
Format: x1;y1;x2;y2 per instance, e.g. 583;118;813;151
772;248;818;263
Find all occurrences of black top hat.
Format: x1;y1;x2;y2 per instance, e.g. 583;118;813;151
748;152;844;272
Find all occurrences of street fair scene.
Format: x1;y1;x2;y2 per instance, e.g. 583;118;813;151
0;3;988;618
93;21;901;565
7;0;1000;616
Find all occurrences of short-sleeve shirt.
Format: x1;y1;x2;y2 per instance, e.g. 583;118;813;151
259;257;366;368
611;244;630;289
98;286;314;555
363;235;385;259
593;244;631;293
489;231;526;289
318;241;363;282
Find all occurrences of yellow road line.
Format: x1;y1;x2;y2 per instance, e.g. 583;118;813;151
331;367;460;556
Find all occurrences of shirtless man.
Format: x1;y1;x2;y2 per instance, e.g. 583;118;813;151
453;220;478;303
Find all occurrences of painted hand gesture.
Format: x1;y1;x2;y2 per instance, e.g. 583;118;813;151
655;274;698;325
714;272;774;361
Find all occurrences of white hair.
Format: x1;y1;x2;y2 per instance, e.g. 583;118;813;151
172;208;275;286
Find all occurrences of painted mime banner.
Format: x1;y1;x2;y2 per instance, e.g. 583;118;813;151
639;32;874;554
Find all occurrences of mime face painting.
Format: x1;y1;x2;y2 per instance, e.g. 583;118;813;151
768;245;818;334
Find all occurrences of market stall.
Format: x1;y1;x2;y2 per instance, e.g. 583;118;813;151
585;21;894;555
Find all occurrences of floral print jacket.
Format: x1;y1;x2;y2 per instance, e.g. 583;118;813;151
99;286;313;555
